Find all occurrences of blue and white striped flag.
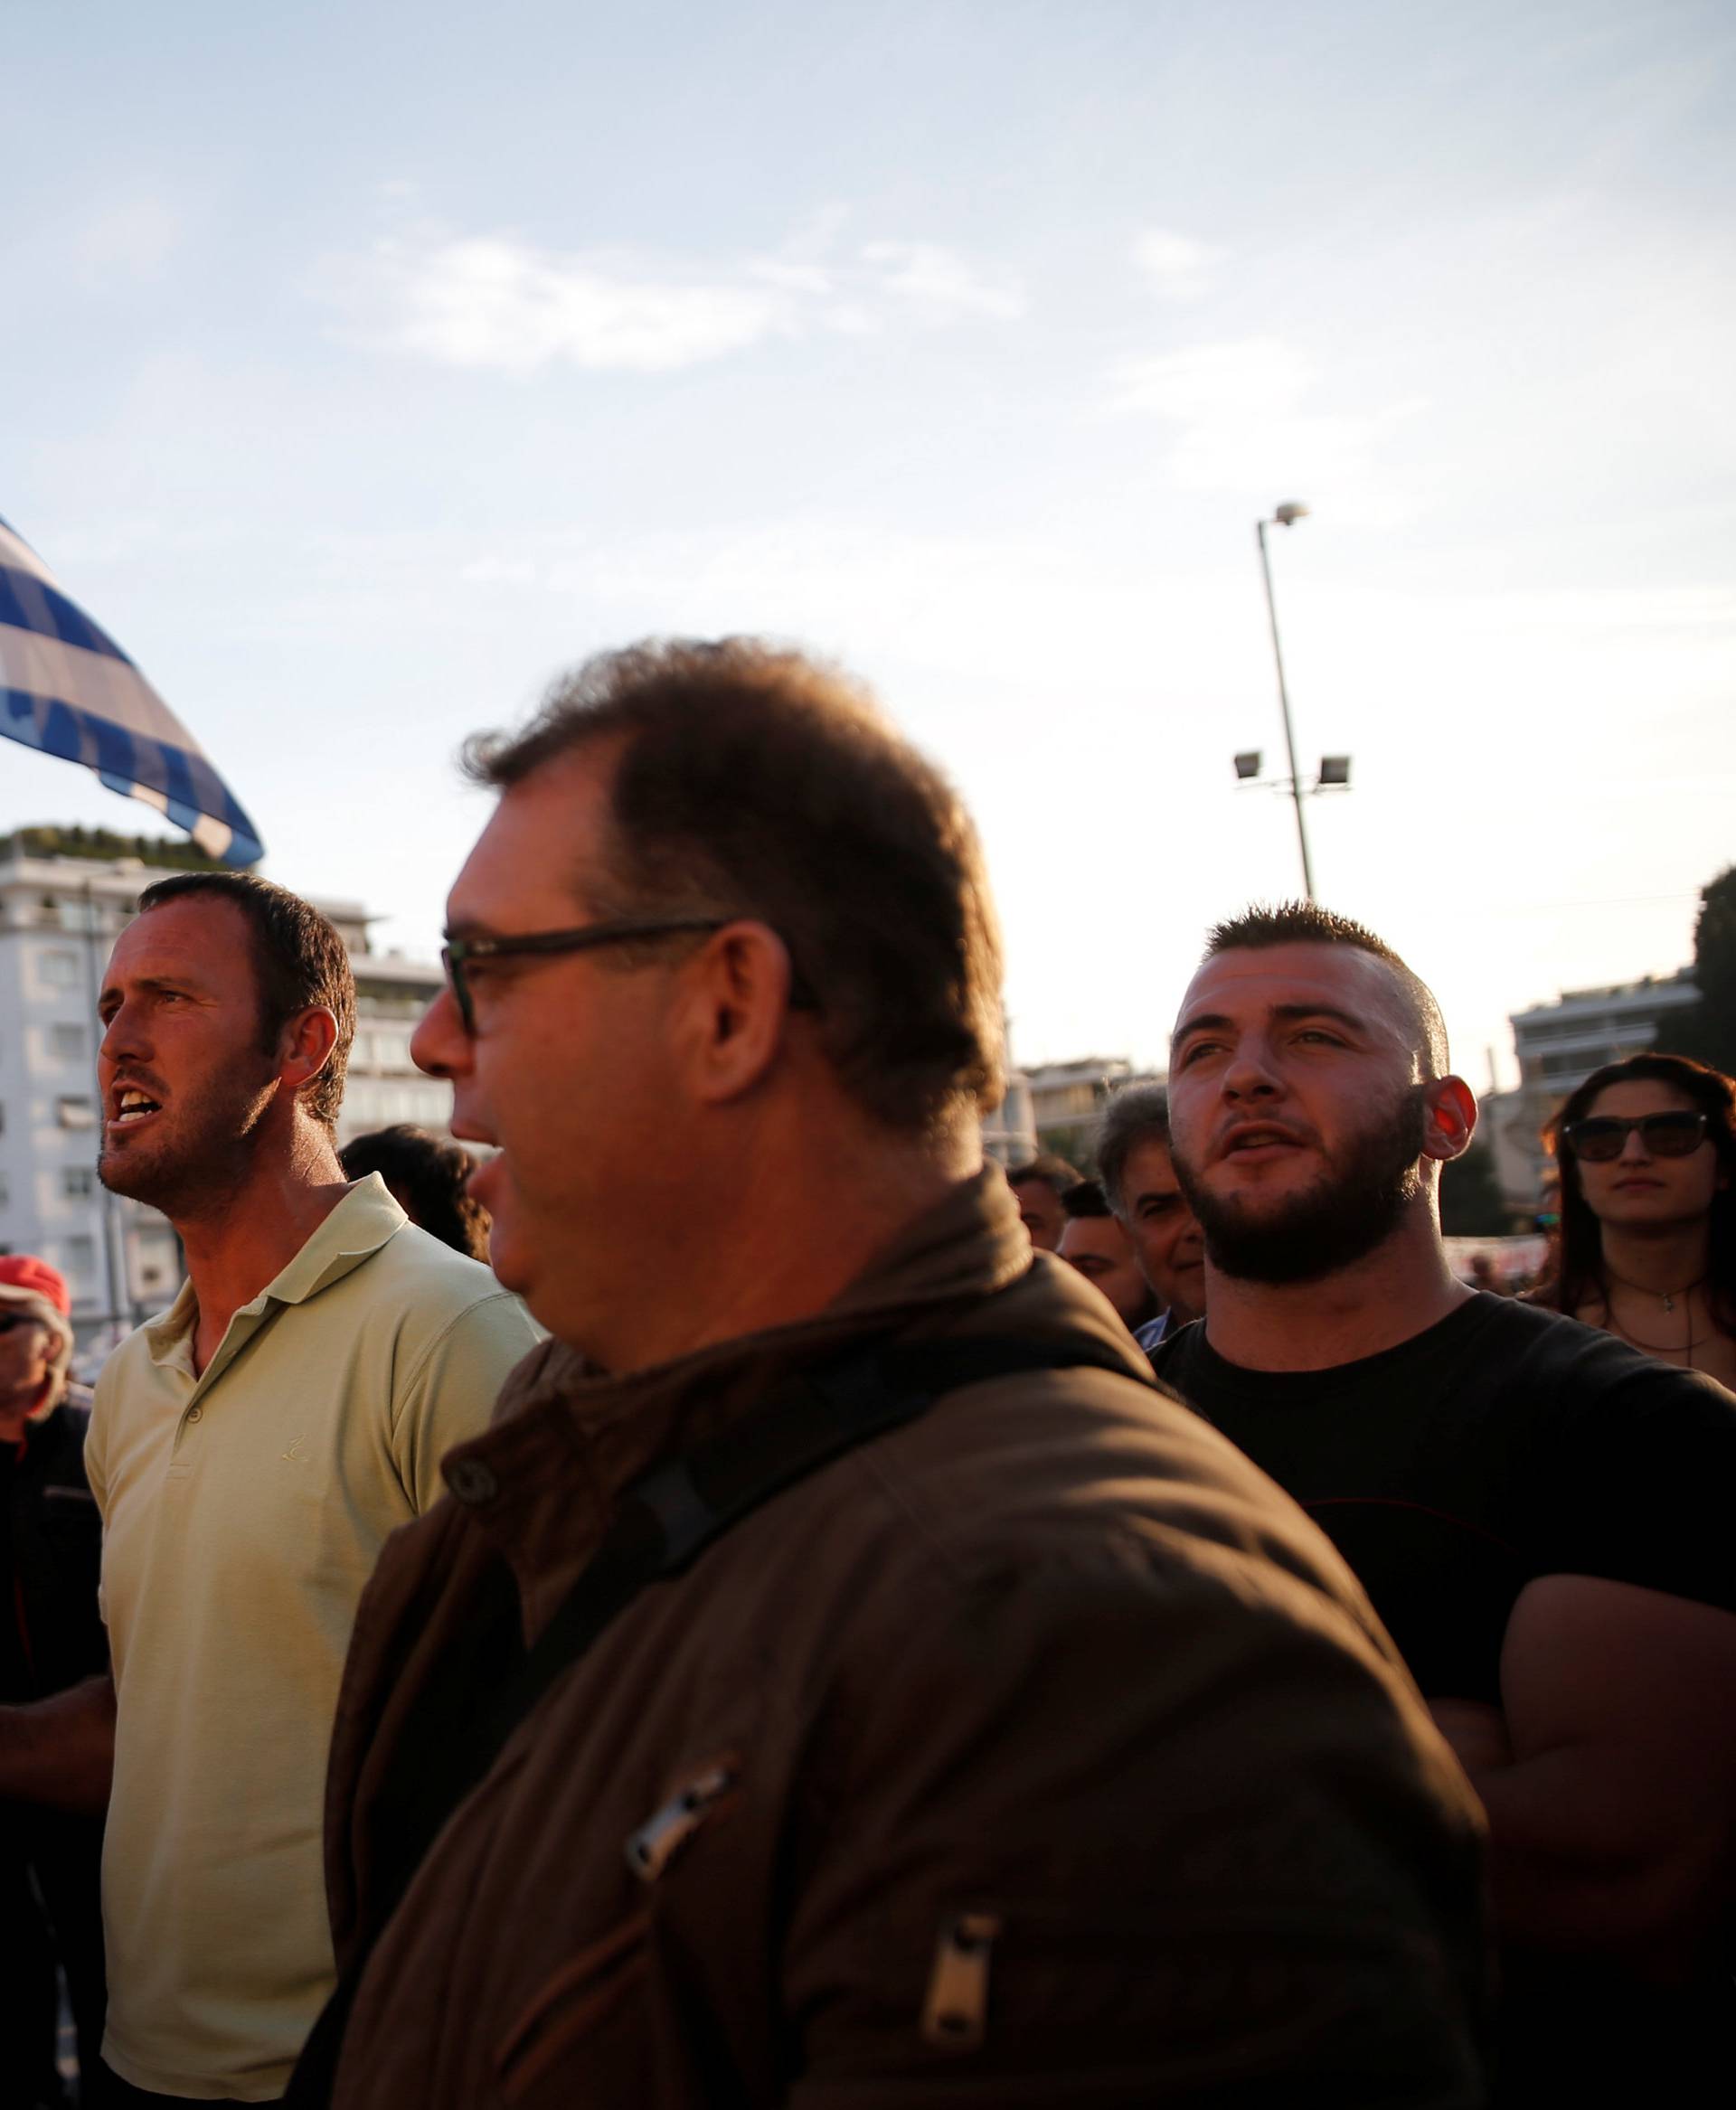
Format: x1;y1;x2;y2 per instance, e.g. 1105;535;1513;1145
0;515;264;867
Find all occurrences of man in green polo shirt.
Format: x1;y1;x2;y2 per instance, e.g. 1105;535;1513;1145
0;872;539;2107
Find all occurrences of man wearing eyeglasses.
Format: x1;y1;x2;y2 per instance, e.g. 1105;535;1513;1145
0;874;539;2107
1153;900;1736;2106
287;640;1493;2109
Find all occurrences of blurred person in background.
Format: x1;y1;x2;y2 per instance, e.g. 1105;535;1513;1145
1095;1083;1206;1350
1535;1053;1736;1388
1055;1180;1160;1332
0;1255;108;2109
338;1126;491;1263
1003;1152;1081;1249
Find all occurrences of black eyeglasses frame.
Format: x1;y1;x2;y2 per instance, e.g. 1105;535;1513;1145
440;915;732;1034
1562;1110;1710;1163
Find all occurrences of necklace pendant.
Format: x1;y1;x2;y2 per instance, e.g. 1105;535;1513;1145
1663;1294;1675;1313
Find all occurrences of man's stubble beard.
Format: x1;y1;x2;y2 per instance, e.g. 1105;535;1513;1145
1173;1088;1431;1286
99;1069;279;1223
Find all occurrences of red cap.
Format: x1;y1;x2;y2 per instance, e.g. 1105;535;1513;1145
0;1255;71;1318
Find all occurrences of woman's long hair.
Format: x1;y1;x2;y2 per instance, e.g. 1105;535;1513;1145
1540;1052;1736;1334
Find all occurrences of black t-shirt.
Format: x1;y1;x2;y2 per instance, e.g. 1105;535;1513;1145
1152;1292;1736;1703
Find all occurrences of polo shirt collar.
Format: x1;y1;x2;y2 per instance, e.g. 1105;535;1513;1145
143;1176;410;1386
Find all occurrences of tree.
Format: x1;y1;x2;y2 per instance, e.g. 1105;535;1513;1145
1439;1143;1513;1238
1657;866;1736;1077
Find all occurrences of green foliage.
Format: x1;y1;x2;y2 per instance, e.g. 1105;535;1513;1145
1656;866;1736;1077
0;822;227;872
1439;1143;1514;1237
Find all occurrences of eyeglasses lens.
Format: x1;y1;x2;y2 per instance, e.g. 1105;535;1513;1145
440;947;473;1034
1569;1113;1706;1161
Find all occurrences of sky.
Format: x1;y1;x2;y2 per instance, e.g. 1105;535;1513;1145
5;0;1733;1093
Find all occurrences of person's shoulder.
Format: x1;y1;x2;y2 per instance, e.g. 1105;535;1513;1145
355;1221;524;1319
1147;1315;1202;1377
1467;1286;1712;1382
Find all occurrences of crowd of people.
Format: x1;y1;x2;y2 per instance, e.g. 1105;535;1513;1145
0;636;1731;2108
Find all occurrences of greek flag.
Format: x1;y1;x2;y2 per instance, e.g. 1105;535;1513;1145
0;515;264;867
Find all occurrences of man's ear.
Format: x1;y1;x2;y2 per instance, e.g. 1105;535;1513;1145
279;1006;340;1100
678;923;799;1106
1420;1075;1477;1164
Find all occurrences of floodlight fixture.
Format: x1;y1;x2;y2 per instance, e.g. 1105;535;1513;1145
1272;501;1309;527
1318;755;1352;787
1234;750;1263;782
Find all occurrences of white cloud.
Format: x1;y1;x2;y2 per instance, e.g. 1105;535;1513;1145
368;235;781;376
857;240;1025;321
74;196;182;281
325;221;1024;376
1108;336;1428;523
1110;336;1311;421
1131;227;1222;300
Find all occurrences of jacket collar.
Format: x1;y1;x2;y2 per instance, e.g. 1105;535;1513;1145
439;1166;1035;1615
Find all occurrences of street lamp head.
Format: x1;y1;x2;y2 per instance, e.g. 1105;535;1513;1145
1233;749;1263;782
1272;501;1309;527
1318;754;1351;787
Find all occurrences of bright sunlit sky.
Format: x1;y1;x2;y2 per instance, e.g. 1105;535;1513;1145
6;0;1733;1093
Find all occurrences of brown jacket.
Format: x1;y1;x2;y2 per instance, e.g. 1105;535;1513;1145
319;1172;1488;2106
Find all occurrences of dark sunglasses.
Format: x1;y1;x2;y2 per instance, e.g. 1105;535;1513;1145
1562;1110;1709;1163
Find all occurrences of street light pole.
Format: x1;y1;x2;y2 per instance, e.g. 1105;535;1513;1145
1256;505;1316;902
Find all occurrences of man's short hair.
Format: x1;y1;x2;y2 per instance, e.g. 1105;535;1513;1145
134;872;355;1130
463;639;1005;1135
1203;901;1449;1079
1006;1153;1083;1198
338;1126;490;1262
1059;1178;1112;1220
1094;1085;1172;1221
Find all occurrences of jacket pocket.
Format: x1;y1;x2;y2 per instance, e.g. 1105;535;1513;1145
492;1757;742;2105
495;1911;652;2105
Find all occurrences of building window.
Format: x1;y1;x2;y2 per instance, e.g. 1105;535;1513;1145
39;949;80;988
63;1235;97;1281
52;1022;85;1060
58;1097;97;1130
63;1166;97;1199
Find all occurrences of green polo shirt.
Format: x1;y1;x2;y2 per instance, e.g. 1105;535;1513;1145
85;1175;541;2103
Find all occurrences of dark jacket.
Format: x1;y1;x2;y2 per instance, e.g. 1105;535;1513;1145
317;1173;1490;2106
4;1389;106;1702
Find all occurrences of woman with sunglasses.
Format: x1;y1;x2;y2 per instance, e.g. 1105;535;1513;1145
1539;1051;1736;1385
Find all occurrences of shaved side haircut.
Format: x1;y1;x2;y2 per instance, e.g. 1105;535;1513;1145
1204;901;1450;1080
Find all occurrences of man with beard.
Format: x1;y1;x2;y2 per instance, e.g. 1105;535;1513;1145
1152;901;1736;2106
0;873;538;2106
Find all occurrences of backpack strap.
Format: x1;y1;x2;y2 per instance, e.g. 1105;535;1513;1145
286;1329;1151;2105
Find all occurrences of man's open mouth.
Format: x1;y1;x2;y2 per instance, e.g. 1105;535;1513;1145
112;1088;163;1127
1221;1126;1303;1157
